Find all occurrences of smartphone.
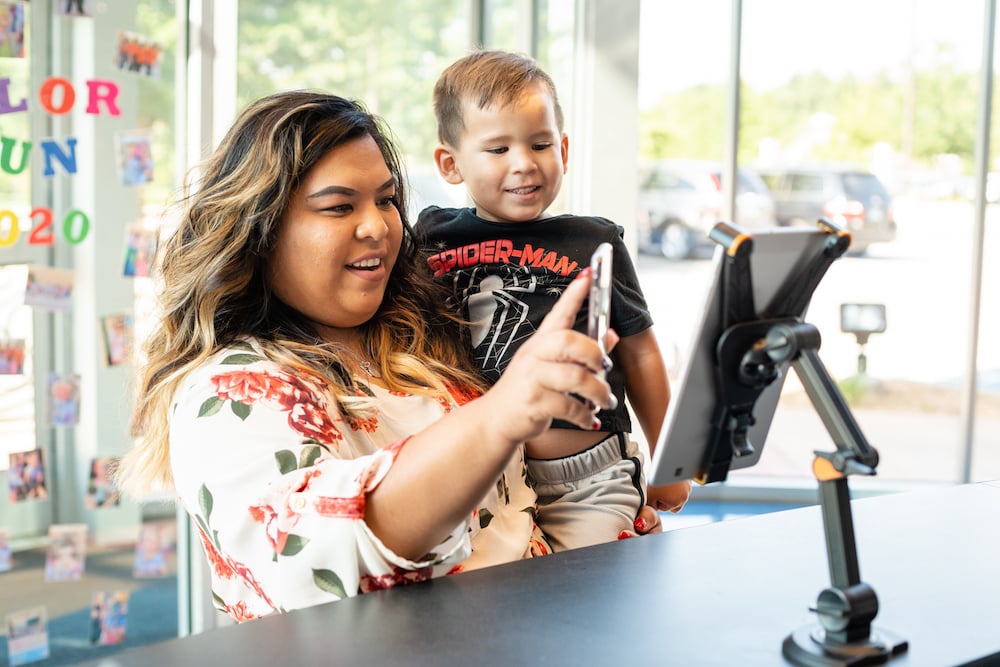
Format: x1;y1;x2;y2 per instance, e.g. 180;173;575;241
588;243;613;366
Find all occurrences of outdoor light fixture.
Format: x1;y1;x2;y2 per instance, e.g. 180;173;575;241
840;303;886;376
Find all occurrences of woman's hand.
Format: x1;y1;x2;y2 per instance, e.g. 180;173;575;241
482;269;614;446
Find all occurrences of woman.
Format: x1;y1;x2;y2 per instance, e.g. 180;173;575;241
118;91;630;622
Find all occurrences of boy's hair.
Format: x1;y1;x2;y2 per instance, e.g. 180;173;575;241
433;49;564;147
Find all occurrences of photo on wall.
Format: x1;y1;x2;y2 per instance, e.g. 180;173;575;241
44;523;87;582
114;31;163;78
133;520;175;578
122;225;158;278
0;338;26;375
48;372;81;426
114;129;155;186
54;0;94;18
7;449;48;503
85;456;121;509
0;528;12;572
24;265;74;312
99;313;134;367
0;2;26;59
89;591;129;646
5;606;50;666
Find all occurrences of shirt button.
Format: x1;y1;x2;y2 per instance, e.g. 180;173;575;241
290;493;308;511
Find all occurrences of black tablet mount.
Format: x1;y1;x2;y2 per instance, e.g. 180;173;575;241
704;220;908;666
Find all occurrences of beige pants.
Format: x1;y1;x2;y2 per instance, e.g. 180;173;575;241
526;432;646;552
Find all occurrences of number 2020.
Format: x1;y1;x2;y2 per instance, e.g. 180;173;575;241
0;207;91;247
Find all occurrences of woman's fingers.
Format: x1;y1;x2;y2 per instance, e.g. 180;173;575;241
535;267;590;334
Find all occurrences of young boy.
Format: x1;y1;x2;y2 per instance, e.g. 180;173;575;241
416;49;691;551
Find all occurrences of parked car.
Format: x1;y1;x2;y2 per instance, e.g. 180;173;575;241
636;160;777;260
757;165;897;254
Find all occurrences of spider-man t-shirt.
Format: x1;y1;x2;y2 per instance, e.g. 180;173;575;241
416;206;653;433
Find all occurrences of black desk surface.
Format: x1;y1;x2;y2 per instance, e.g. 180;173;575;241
81;481;1000;666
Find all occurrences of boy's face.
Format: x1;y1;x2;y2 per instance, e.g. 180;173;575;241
435;81;568;223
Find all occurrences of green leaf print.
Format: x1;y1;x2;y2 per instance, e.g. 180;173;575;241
479;509;494;529
230;400;251;421
298;445;322;469
220;353;263;365
520;506;537;520
228;341;256;353
281;534;310;556
313;569;347;599
198;396;224;418
198;484;214;523
274;450;297;475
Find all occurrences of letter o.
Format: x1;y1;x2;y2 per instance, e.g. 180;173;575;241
39;77;76;115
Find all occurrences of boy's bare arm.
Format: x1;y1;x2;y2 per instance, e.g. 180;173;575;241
616;328;670;451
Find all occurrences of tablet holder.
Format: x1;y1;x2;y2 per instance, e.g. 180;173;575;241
705;221;908;666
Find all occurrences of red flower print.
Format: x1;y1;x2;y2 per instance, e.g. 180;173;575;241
211;370;289;406
197;526;235;579
447;564;465;575
528;537;552;558
359;566;432;593
346;414;378;433
224;600;259;623
287;400;343;445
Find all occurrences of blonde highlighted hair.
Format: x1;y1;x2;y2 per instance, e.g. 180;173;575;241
119;91;484;498
433;49;564;147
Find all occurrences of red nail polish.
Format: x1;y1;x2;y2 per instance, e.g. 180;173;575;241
617;530;632;540
633;516;648;533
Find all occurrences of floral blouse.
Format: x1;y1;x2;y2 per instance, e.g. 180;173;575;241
169;340;552;622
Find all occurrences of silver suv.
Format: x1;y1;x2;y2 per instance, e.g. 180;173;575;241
636;160;777;260
757;165;897;254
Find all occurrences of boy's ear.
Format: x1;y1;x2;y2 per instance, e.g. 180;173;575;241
560;133;569;174
434;144;465;185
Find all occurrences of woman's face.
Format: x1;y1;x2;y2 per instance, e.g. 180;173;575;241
266;134;403;343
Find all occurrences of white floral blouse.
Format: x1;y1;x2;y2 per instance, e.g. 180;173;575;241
169;340;552;622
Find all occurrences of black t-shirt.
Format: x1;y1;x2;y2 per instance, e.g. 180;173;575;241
417;206;654;433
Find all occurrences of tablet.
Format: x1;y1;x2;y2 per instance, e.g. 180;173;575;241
648;223;847;485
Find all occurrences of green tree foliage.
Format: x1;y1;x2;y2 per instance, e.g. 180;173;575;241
640;62;986;172
236;0;469;162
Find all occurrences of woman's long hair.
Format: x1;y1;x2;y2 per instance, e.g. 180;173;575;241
119;91;484;497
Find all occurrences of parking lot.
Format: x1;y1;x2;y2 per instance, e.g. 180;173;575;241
634;197;1000;485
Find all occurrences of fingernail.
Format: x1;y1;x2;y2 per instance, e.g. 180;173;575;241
576;267;592;280
617;530;632;540
608;392;618;410
602;355;613;373
590;416;601;430
633;516;648;533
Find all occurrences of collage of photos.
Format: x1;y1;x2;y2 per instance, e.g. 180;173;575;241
0;4;171;663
